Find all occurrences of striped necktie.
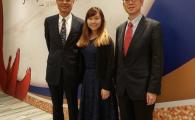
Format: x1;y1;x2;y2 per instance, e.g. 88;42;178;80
60;18;66;45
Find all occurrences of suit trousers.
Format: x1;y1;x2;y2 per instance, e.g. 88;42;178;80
48;68;78;120
118;91;154;120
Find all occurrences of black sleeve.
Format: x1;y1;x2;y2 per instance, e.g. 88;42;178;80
44;18;50;51
148;22;164;95
77;48;85;84
101;38;115;91
113;28;119;85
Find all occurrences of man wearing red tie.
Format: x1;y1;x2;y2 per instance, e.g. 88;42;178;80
114;0;163;120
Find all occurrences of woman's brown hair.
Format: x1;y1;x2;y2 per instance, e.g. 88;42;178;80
77;7;110;47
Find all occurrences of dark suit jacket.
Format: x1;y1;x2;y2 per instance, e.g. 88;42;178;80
80;39;114;91
44;14;84;86
115;16;163;100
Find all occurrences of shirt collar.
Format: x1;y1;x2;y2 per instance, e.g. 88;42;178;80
59;13;72;23
127;14;142;26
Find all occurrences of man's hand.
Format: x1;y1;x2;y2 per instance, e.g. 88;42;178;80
146;92;157;105
101;89;110;100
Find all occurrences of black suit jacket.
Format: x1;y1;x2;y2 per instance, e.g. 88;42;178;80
44;14;84;86
115;16;163;100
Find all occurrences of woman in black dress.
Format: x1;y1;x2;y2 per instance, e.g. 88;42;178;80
77;7;119;120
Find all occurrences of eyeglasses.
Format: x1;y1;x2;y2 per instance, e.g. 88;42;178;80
57;0;73;3
123;0;137;3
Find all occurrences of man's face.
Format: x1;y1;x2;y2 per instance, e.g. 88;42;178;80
56;0;75;15
123;0;143;16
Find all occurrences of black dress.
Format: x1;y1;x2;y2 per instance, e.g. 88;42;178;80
79;41;118;120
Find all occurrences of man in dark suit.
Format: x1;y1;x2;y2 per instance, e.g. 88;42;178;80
114;0;163;120
44;0;83;120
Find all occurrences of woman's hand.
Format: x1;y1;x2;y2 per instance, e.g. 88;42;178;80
101;89;110;100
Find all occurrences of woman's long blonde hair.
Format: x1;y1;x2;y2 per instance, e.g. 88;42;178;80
77;7;110;48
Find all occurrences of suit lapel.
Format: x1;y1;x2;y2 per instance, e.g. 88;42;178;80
118;22;128;54
54;15;59;34
126;16;147;56
66;15;77;41
53;15;62;46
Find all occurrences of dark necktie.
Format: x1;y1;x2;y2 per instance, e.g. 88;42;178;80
60;18;66;45
123;22;133;56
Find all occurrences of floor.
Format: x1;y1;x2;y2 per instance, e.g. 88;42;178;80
0;91;52;120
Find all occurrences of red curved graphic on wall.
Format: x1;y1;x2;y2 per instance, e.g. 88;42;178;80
0;0;6;90
0;1;31;100
5;49;20;96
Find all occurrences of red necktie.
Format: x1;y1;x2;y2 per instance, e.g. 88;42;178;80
123;22;133;56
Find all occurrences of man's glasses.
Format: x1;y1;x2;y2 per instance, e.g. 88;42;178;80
57;0;72;3
123;0;137;3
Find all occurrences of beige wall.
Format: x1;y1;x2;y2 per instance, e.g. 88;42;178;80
2;0;154;87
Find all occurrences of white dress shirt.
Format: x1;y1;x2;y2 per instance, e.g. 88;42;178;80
58;13;72;40
125;14;142;36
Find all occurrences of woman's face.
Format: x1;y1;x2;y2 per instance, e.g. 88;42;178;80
87;12;102;32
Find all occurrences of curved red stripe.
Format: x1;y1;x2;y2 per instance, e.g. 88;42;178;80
0;0;7;90
15;67;31;100
6;49;20;95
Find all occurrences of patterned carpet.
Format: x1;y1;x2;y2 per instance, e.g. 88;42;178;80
1;91;195;120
